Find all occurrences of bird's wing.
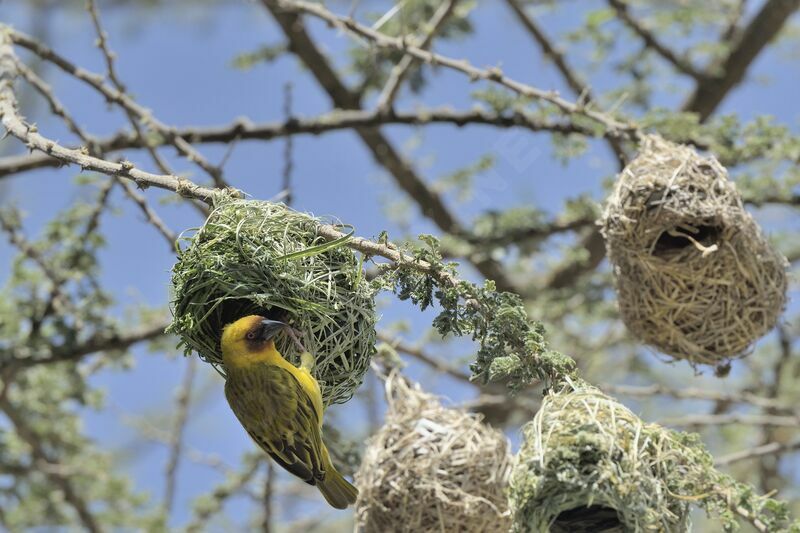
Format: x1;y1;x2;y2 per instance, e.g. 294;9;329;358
225;364;327;485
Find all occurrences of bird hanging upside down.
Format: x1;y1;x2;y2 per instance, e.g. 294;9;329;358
220;315;358;509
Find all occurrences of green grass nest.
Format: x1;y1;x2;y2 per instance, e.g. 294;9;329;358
168;196;377;406
510;385;701;532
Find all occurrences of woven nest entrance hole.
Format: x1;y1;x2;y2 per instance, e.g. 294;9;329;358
168;197;377;406
354;373;512;533
510;386;695;533
601;135;787;367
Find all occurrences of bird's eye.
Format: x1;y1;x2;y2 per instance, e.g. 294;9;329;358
245;331;256;340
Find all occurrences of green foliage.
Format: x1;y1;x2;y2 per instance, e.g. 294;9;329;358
0;184;161;530
231;43;287;69
373;233;578;392
434;153;495;202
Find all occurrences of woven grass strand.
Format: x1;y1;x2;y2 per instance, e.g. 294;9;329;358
510;386;696;532
601;135;787;367
355;372;512;533
168;195;377;406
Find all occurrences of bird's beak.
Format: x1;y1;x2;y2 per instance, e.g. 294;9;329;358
258;319;286;342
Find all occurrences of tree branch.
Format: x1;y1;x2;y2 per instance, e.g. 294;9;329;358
604;383;795;412
378;332;472;383
375;0;459;111
662;413;800;428
163;356;197;516
265;0;638;139
504;0;627;167
0;108;590;178
607;0;706;80
6;25;230;188
0;35;219;201
682;0;800;121
715;437;800;467
1;321;169;372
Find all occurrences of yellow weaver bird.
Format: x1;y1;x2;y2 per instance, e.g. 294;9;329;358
221;315;358;509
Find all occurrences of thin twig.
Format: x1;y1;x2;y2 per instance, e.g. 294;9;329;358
756;325;795;491
662;413;800;428
715;437;800;467
375;0;458;111
281;82;294;205
84;0;178;180
163;356;197;516
261;462;274;533
378;332;472;383
503;0;627;167
13;56;90;142
0;210;74;318
8;36;180;250
117;178;178;247
603;383;795;412
184;456;262;533
0;37;219;201
9;22;229;188
606;0;705;80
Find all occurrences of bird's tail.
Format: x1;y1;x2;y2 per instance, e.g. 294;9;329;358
317;446;358;509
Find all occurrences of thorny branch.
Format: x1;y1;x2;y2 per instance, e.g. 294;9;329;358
164;357;197;515
6;25;229;190
0;45;471;303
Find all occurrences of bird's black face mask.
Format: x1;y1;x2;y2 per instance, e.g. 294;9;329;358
245;318;286;349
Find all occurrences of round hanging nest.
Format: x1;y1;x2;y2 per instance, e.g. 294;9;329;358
600;135;787;367
168;195;377;406
355;373;512;533
509;385;702;533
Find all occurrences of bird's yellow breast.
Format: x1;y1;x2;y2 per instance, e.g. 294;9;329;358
224;341;324;424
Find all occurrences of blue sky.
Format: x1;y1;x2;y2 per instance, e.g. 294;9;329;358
1;0;798;528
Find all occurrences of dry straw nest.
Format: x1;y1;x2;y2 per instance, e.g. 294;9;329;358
509;385;712;533
355;373;512;533
168;196;377;406
601;135;787;367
